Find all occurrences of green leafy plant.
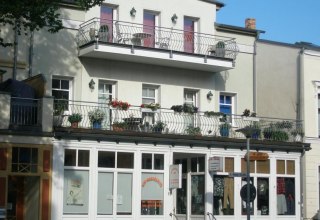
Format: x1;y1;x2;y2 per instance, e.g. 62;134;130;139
275;121;293;129
88;108;105;123
204;111;225;117
152;121;166;133
171;104;198;114
291;128;304;137
185;125;201;136
112;121;128;128
242;109;256;117
54;100;66;116
140;103;161;111
68;113;82;123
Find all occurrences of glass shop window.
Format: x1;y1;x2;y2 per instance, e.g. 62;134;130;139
213;175;234;215
241;177;254;215
142;153;164;170
257;178;269;215
141;173;164;215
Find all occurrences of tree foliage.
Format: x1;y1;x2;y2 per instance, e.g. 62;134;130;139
0;0;103;47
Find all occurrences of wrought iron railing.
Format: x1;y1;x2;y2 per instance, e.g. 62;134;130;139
10;97;39;126
77;18;239;60
54;100;304;143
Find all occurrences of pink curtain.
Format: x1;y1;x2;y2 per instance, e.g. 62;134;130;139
143;12;155;47
184;18;194;53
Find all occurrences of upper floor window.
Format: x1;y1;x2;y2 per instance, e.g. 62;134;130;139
184;17;198;53
98;81;115;104
100;5;117;42
142;85;158;104
64;149;90;167
12;147;38;173
52;78;71;100
219;94;234;115
184;90;197;107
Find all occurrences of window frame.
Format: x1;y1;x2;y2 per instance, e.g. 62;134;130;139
52;77;73;101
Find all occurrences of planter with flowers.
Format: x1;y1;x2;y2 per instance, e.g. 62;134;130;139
112;121;128;131
109;99;131;110
88;108;105;129
171;103;198;114
140;103;161;111
68;113;83;128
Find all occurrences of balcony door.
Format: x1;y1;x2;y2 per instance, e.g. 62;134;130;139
98;81;115;129
184;18;195;53
100;5;116;42
143;11;157;48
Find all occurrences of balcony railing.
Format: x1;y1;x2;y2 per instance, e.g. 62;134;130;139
77;18;239;60
54;100;304;143
10;97;40;126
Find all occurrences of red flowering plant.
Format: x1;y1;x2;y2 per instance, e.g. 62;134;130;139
109;99;131;110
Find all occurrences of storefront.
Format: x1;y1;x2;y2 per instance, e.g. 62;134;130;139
51;135;307;220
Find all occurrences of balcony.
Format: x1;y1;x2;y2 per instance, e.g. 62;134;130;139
52;100;306;151
76;18;239;72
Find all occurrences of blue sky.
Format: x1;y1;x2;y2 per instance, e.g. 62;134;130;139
216;0;320;45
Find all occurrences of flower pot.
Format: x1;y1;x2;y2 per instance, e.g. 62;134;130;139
112;125;124;132
93;121;102;129
71;122;79;128
220;127;229;137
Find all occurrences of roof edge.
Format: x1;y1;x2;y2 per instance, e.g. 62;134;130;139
215;23;265;37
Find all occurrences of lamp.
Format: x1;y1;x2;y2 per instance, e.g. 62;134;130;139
89;79;95;90
171;13;178;23
207;91;213;100
130;7;136;17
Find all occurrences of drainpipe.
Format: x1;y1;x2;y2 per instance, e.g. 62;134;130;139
28;31;34;78
300;147;306;219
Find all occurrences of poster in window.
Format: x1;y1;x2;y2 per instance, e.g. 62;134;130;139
67;178;84;206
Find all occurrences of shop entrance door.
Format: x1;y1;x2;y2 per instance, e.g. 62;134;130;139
7;176;40;220
173;154;205;220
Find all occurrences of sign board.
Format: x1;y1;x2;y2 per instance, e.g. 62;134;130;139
169;164;182;189
229;172;247;178
245;152;269;161
240;184;256;202
208;157;223;172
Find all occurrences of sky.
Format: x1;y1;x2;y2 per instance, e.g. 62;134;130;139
216;0;320;45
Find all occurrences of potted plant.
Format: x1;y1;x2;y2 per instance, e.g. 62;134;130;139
185;125;201;136
242;109;258;121
291;128;304;142
271;130;289;142
244;122;261;139
88;108;105;129
140;103;161;111
109;99;131;110
112;121;127;131
204;111;225;118
171;104;198;114
263;127;273;140
53;100;66;127
68;113;82;128
152;121;166;133
219;122;231;137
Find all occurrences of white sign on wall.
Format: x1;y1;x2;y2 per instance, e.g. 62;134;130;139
169;164;182;189
208;157;223;172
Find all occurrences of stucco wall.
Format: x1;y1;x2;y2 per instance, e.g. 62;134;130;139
256;41;300;119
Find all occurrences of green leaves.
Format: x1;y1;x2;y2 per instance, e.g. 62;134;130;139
0;0;103;47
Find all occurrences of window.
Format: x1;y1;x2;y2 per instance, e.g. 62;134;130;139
141;153;165;215
142;85;159;126
98;81;114;104
100;5;116;42
63;149;90;214
97;151;134;215
52;78;71;100
143;11;157;47
219;94;233;115
276;159;296;215
11;147;38;173
213;157;234;216
184;17;195;53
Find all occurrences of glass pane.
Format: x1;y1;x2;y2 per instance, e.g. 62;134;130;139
241;177;254;215
98;83;104;93
213;176;234;215
220;105;231;115
198;157;205;172
225;157;234;173
117;152;134;169
64;149;76;166
176;178;187;214
277;160;285;174
12;147;18;163
149;88;155;98
141;173;164;215
154;154;164;170
191;158;197;172
78;150;90;167
142;154;152;169
117;173;132;214
241;158;255;173
52;90;69;100
225;96;231;104
98;151;115;168
97;172;113;215
191;175;205;215
52;79;60;89
257;178;269;215
257;160;270;174
61;80;69;90
19;147;31;163
63;170;89;214
287;160;295;175
277;177;295;215
142;88;148;97
31;148;38;164
219;95;224;104
142;98;155;104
